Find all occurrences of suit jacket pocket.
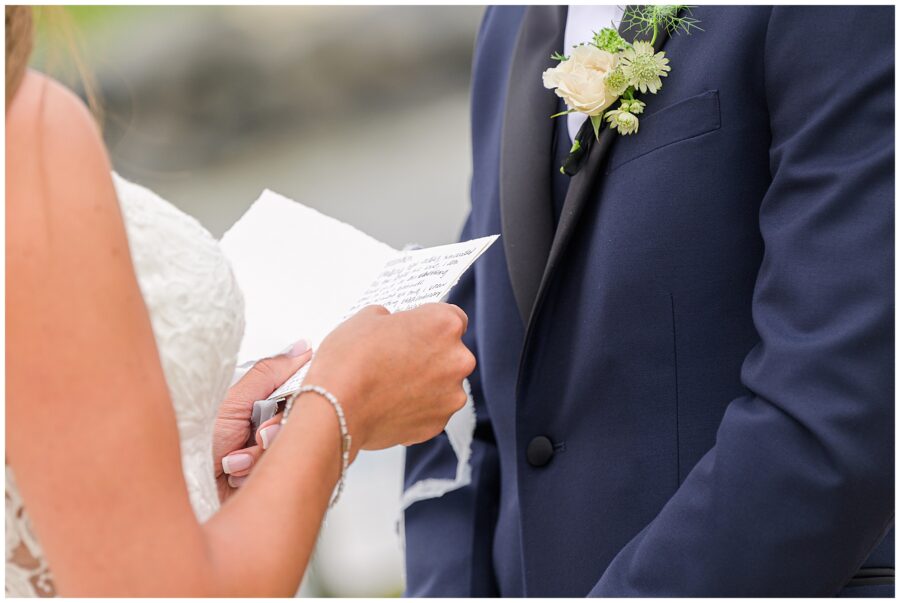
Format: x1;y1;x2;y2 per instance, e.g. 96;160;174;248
607;89;721;173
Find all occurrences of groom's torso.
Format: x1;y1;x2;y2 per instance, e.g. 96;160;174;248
464;5;893;596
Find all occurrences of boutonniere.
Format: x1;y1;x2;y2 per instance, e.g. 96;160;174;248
542;6;701;154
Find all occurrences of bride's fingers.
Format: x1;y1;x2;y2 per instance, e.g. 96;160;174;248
222;413;284;485
221;444;263;478
255;413;284;450
228;340;313;403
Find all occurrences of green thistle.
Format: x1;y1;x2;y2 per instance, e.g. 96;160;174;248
605;109;640;135
621;5;702;44
592;27;628;53
604;66;630;97
620;41;671;94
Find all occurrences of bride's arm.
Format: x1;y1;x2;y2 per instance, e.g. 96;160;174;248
8;72;222;595
7;72;471;596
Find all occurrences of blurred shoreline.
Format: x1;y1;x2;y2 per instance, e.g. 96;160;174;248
116;90;473;247
51;5;483;246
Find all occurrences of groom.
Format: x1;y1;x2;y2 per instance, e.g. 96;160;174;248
403;5;894;597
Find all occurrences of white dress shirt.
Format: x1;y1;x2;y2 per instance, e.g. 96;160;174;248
564;5;625;142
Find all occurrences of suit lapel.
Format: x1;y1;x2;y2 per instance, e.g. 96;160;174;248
527;8;673;329
499;5;568;325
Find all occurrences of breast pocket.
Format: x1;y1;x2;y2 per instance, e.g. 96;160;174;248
607;89;721;173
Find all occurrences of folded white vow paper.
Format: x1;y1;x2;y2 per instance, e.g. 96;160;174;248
220;189;496;513
220;189;497;401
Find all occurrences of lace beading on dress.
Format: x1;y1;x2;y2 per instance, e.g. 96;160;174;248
5;174;245;596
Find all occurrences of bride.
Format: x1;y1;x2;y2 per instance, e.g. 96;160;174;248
6;6;474;597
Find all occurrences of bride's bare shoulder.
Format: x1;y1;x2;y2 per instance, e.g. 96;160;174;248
7;69;110;173
7;70;122;262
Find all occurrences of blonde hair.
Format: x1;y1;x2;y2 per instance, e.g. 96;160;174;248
5;6;101;119
6;5;34;107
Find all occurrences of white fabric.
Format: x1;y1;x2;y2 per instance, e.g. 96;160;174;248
5;174;245;596
396;377;476;587
399;378;475;510
565;5;625;142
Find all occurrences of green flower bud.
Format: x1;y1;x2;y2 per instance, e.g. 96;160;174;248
592;27;628;53
605;109;640;135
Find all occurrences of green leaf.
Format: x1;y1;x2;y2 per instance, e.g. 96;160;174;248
590;115;604;141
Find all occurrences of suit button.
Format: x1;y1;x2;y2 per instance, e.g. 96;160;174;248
527;436;554;467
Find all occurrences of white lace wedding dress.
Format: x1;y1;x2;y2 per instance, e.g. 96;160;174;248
6;174;246;597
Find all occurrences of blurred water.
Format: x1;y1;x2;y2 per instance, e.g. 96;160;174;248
115;91;473;248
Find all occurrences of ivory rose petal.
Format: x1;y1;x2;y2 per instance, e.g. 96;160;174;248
542;45;619;116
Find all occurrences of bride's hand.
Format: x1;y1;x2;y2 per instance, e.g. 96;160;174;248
225;303;474;490
213;342;312;500
304;303;475;457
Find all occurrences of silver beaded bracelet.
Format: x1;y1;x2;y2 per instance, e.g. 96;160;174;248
281;384;351;507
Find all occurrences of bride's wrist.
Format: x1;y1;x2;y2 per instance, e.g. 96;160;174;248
288;392;350;472
302;366;369;460
285;384;356;507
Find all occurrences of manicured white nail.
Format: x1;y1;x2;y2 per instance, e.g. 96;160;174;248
228;475;247;488
260;424;282;450
222;453;253;475
288;338;311;358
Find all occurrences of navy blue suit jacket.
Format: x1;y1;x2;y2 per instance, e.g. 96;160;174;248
404;6;894;597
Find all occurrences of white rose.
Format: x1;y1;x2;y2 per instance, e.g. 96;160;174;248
542;45;619;116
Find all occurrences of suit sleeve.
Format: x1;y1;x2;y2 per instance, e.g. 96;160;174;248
591;7;894;596
403;214;503;596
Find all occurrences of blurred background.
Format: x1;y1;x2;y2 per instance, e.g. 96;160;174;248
33;5;485;596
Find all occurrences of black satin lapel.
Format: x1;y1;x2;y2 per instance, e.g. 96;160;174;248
529;8;673;326
500;5;568;325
